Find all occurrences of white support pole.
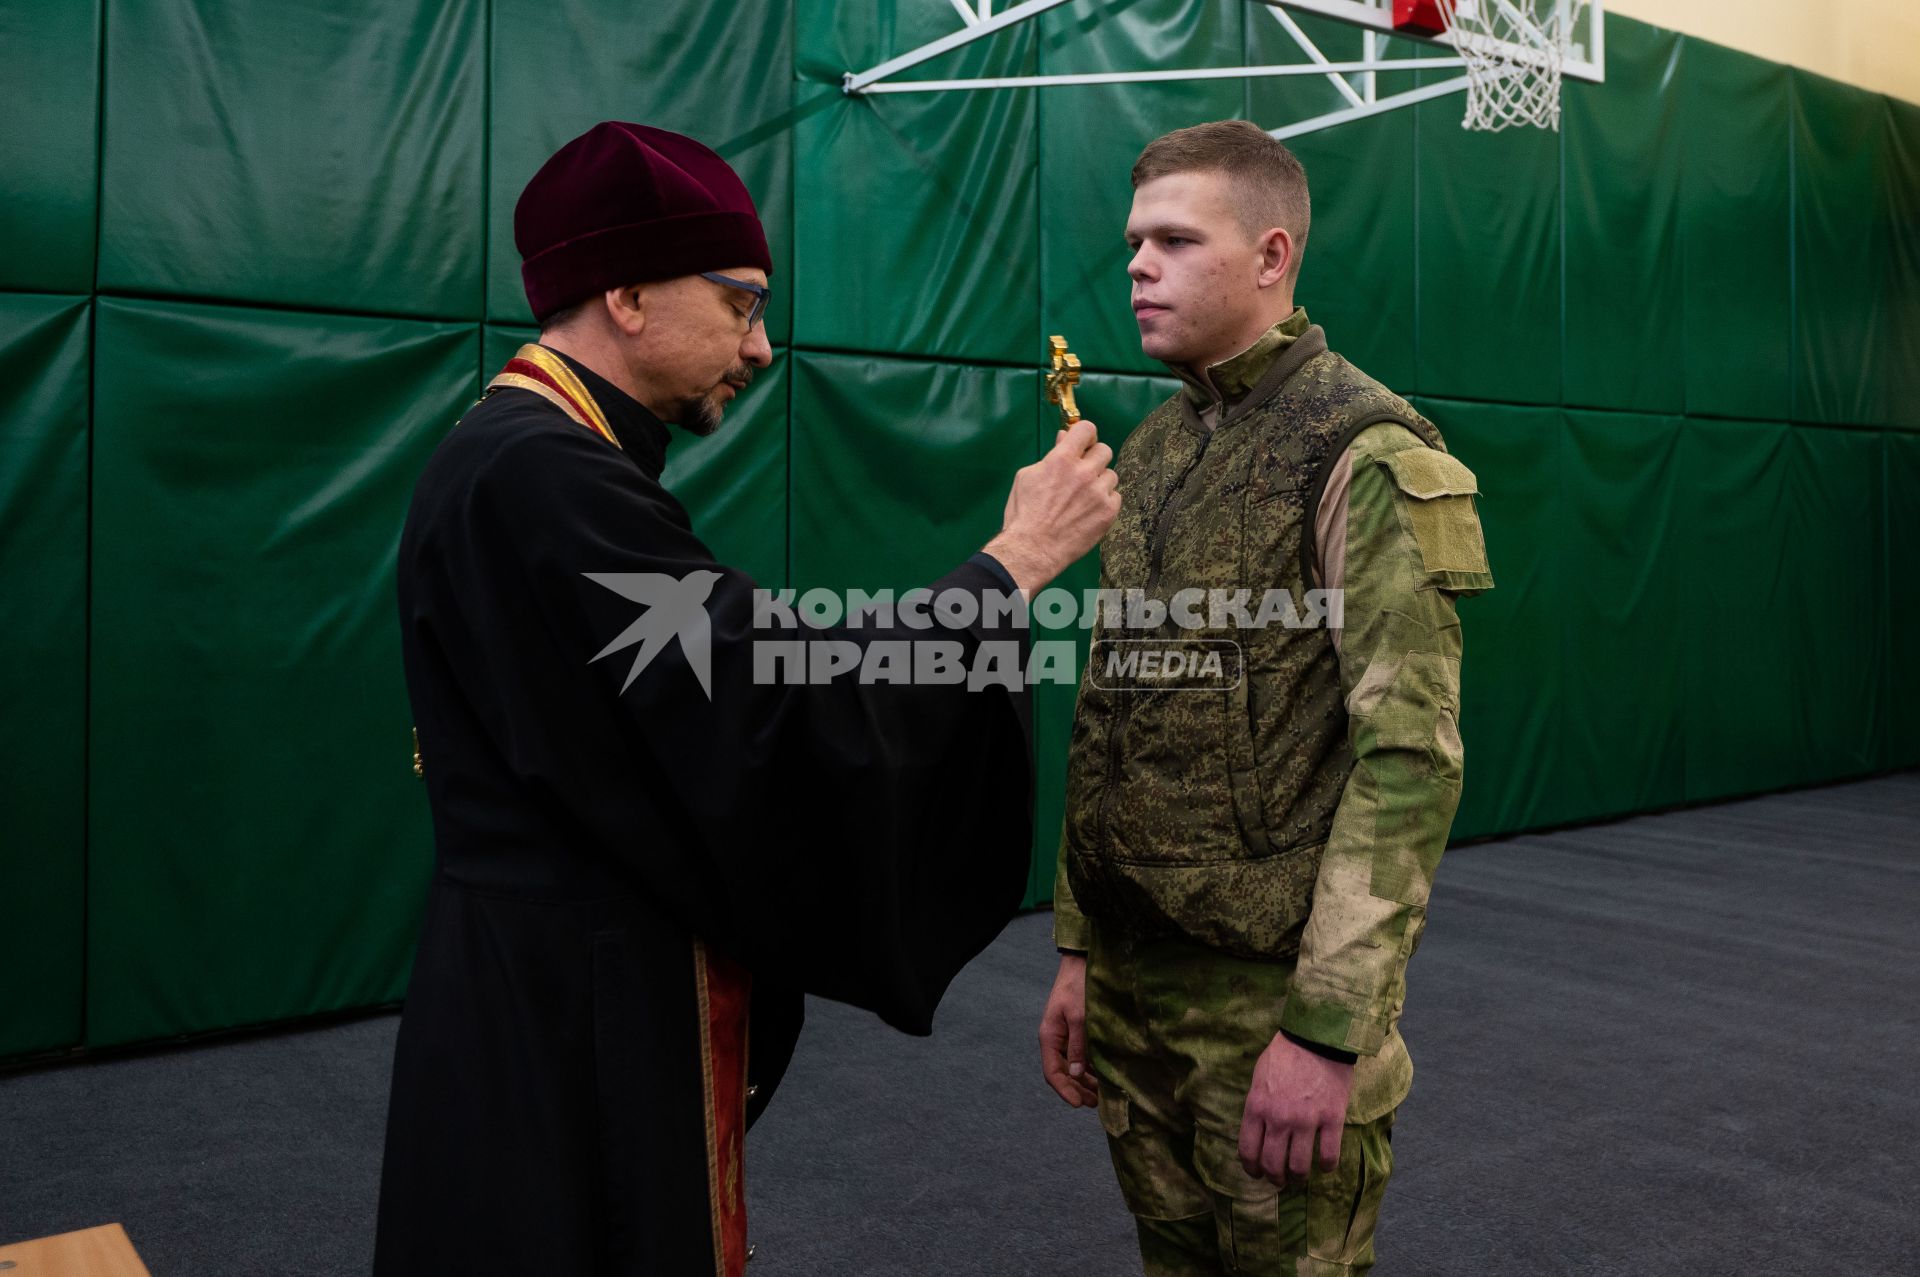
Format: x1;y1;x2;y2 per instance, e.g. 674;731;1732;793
856;56;1469;95
1264;2;1367;111
1362;29;1376;103
844;0;1076;94
947;0;980;27
1266;73;1472;138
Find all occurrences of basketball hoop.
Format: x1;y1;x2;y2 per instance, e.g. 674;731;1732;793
1437;0;1589;131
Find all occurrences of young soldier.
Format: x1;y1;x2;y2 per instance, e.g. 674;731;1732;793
1038;120;1495;1275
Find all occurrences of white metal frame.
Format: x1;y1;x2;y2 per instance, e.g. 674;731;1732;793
842;0;1605;139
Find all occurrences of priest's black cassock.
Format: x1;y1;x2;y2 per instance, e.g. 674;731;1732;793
371;343;1033;1275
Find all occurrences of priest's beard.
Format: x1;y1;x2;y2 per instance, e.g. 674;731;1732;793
675;365;754;438
676;394;723;437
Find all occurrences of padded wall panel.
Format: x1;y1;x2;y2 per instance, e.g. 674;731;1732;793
1036;0;1245;378
1028;371;1174;906
486;0;794;341
1792;71;1892;426
1562;17;1684;414
790;351;1038;592
1881;99;1920;430
1415;82;1561;404
1414;399;1563;840
482;327;790;589
790;351;1041;895
87;298;475;1047
1559;411;1686;821
0;295;90;1057
97;0;484;318
794;2;1039;364
1678;40;1791;421
1783;427;1887;781
1249;12;1419;392
0;1;99;293
1887;432;1920;769
1675;419;1804;803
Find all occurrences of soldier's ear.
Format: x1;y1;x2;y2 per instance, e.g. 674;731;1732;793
1257;227;1294;289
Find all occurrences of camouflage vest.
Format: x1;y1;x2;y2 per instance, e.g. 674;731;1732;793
1063;326;1449;961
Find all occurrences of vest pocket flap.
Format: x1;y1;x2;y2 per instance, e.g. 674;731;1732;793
1376;447;1478;499
1374;447;1494;584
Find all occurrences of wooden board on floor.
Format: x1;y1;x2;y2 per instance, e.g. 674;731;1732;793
0;1224;152;1276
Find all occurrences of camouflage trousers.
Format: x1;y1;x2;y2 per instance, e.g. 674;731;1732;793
1085;925;1408;1276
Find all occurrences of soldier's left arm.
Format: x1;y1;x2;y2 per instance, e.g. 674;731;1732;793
1278;422;1495;1056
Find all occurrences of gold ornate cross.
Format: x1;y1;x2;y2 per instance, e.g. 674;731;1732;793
1045;335;1082;428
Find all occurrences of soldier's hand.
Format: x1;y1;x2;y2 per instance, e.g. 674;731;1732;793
1238;1031;1354;1186
1038;953;1099;1108
983;419;1120;595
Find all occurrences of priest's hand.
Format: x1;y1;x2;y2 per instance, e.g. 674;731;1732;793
984;418;1119;596
1038;953;1099;1108
1238;1030;1354;1185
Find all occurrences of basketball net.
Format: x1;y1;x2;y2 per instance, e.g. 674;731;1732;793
1439;0;1589;131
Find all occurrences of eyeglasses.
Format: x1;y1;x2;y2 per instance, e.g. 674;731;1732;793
701;271;770;329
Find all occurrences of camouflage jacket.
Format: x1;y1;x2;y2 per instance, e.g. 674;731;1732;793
1053;310;1495;1059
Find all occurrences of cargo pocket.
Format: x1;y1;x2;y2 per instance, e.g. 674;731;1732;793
1303;1115;1394;1273
1098;1086;1213;1224
1192;1131;1307;1274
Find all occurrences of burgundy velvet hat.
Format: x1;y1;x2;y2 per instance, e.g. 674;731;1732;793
514;122;773;324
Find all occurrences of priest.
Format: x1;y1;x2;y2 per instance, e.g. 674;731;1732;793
370;122;1119;1275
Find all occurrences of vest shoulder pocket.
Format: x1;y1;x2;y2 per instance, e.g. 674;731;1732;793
1373;446;1494;593
1377;445;1477;499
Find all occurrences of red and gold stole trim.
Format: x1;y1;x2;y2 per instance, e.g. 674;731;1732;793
694;939;752;1276
484;343;621;449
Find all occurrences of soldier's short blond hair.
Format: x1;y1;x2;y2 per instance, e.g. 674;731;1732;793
1131;120;1311;281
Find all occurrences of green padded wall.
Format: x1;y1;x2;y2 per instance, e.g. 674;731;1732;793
1792;70;1892;427
1890;101;1920;428
790;353;1038;593
796;3;1038;364
1889;433;1920;770
1250;12;1420;393
2;1;1917;1057
1562;20;1684;414
485;0;795;341
1038;0;1245;378
0;295;90;1058
1679;40;1792;421
1417;399;1566;839
97;0;485;318
1416;75;1563;405
1557;409;1688;822
0;4;98;294
86;299;474;1047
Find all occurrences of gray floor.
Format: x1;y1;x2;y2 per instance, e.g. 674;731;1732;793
2;771;1916;1274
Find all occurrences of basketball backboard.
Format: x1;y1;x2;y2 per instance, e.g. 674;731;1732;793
1277;0;1604;84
